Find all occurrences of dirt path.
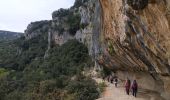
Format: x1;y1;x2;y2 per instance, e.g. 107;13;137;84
95;78;165;100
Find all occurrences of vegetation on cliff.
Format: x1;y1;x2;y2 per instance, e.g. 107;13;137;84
52;8;81;36
0;35;99;100
25;20;50;35
127;0;148;10
72;0;89;8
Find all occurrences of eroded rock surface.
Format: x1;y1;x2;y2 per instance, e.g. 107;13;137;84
98;0;170;99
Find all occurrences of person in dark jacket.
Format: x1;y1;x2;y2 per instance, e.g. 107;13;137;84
114;78;118;87
110;76;114;83
125;78;131;95
131;80;138;97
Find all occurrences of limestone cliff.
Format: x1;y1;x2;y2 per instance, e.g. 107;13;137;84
99;0;170;99
24;0;170;99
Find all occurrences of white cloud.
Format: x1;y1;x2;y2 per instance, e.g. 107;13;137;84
0;0;75;32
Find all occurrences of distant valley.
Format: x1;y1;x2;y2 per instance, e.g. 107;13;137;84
0;30;23;40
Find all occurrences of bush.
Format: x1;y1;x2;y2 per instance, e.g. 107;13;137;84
0;39;99;100
73;0;89;8
98;82;106;93
52;10;81;36
80;23;88;29
0;68;9;78
67;76;99;100
67;13;81;35
25;20;50;34
52;8;70;19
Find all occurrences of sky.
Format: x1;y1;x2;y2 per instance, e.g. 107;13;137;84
0;0;75;32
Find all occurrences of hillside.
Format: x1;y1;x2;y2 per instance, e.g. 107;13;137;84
0;30;23;40
0;0;170;100
0;38;100;100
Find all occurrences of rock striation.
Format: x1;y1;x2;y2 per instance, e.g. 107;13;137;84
99;0;170;99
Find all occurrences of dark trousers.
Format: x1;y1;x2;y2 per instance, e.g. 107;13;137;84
126;88;130;95
115;83;117;87
132;89;137;97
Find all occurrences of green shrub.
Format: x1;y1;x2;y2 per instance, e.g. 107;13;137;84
0;39;99;100
80;23;88;29
25;20;50;34
98;82;106;93
52;10;81;35
67;76;99;100
0;68;9;78
52;8;70;19
67;13;81;35
73;0;89;8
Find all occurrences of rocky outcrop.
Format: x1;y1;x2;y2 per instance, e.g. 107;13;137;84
98;0;170;99
25;20;50;39
76;0;102;60
24;0;170;99
98;0;170;73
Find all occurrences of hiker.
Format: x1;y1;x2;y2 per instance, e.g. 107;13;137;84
114;77;118;87
102;76;105;81
131;80;138;97
107;75;110;82
110;76;114;83
125;78;131;95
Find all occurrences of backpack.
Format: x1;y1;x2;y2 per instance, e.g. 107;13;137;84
132;83;137;89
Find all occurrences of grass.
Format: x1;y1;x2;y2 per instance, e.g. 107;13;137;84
0;68;9;78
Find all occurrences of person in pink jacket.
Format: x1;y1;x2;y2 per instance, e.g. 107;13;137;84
125;78;131;95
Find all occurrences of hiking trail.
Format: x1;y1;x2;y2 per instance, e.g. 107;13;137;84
94;78;165;100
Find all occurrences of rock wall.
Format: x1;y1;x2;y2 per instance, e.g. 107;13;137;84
98;0;170;99
76;0;102;61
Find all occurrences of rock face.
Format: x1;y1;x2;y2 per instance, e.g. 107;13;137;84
24;0;170;99
99;0;170;73
127;0;149;10
99;0;170;99
75;0;102;60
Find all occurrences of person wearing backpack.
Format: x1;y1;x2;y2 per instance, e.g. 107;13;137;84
131;80;138;97
114;78;118;87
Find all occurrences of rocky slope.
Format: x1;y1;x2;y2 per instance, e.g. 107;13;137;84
24;0;170;99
